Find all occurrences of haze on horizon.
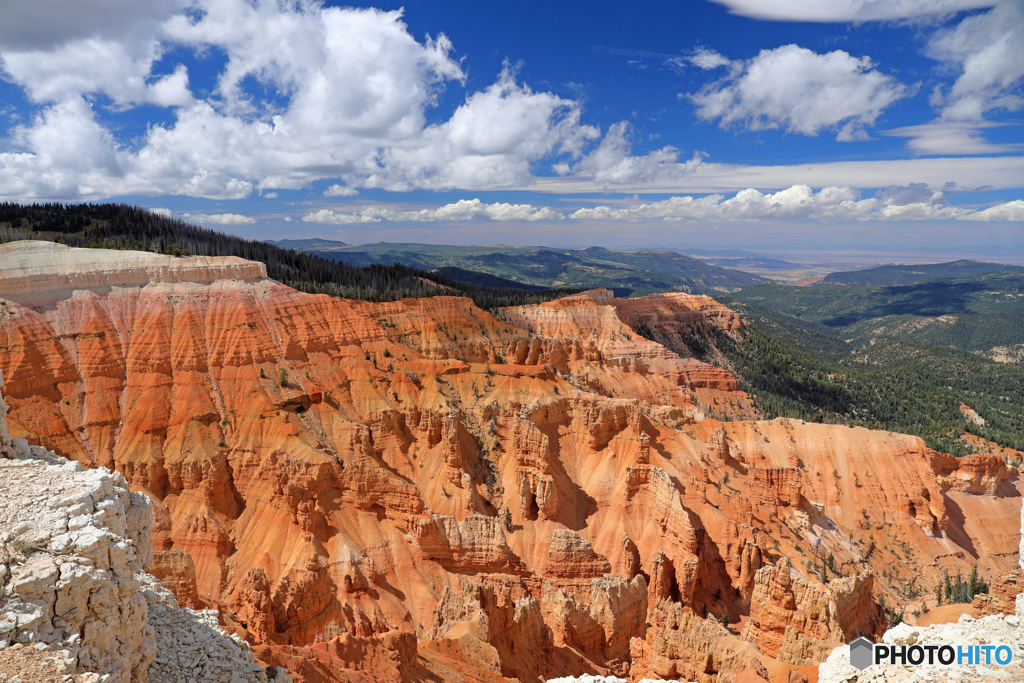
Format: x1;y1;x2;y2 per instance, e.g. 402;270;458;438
0;0;1022;259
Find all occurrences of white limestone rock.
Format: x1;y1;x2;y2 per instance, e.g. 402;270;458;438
0;240;267;307
819;495;1024;682
0;368;274;683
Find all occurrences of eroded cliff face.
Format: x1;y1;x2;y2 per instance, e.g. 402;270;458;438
0;242;1020;683
0;367;274;683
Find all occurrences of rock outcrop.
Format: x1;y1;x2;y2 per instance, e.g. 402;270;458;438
1;241;1021;683
741;560;885;664
818;501;1024;682
0;368;273;683
0;240;265;307
972;569;1024;618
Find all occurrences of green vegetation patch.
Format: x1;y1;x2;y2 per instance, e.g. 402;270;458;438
269;239;770;296
708;299;1024;455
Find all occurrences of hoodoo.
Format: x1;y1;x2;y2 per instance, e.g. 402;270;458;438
0;241;1020;682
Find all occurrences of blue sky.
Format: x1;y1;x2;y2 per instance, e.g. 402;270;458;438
0;0;1022;257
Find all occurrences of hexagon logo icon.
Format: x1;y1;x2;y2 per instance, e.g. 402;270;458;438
850;637;874;671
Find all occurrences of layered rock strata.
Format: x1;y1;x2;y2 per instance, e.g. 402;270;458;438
1;241;1020;683
0;241;265;307
0;369;273;683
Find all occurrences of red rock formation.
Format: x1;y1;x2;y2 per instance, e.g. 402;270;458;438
629;599;768;683
149;549;202;608
741;560;885;664
1;242;1020;683
971;569;1024;618
930;451;1010;495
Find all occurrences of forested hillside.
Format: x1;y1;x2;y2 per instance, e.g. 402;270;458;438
270;238;770;296
818;259;1022;286
0;203;578;309
708;299;1024;455
731;273;1024;351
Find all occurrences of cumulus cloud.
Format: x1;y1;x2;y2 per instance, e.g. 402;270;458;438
299;190;1024;224
324;185;358;197
0;1;610;200
182;212;256;225
570;184;973;221
1;38;192;108
564;122;703;186
708;1;1024;154
688;45;914;141
960;199;1024;220
0;97;124;199
707;0;996;22
148;207;172;217
302;199;563;224
371;65;599;191
925;2;1024;121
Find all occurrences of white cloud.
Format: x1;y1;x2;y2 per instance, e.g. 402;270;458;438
687;48;734;71
324;184;358;197
263;191;278;198
0;1;607;200
688;44;914;141
148;207;172;218
960;199;1024;220
525;155;1024;194
884;120;1022;154
924;2;1024;121
707;2;1024;156
568;122;703;186
300;186;1024;225
182;212;256;225
302;208;382;224
0;97;124;199
1;38;193;109
570;184;974;221
370;64;599;191
708;0;996;22
302;198;563;224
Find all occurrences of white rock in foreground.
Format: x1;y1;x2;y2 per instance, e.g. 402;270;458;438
0;369;278;683
545;677;692;683
818;613;1024;682
818;490;1024;682
0;240;266;306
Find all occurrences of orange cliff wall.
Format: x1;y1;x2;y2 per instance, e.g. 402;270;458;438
0;242;1020;683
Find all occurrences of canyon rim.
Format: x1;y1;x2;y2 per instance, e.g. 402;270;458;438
0;240;1020;683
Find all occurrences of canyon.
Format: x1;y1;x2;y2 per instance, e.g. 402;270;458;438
0;241;1020;683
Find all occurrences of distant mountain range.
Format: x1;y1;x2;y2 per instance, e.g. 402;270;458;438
268;239;770;296
816;259;1023;286
727;269;1024;352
